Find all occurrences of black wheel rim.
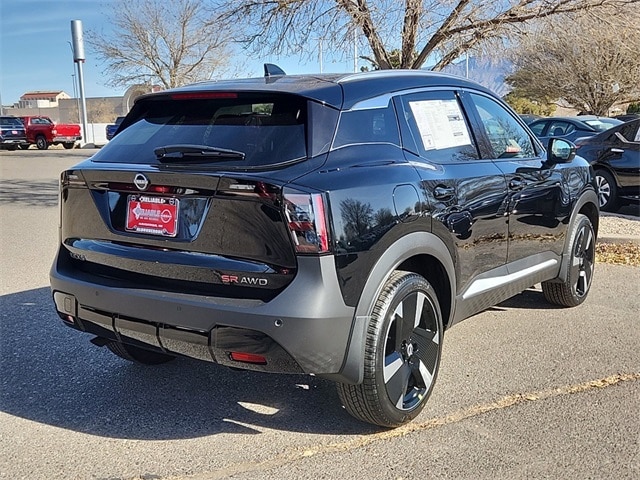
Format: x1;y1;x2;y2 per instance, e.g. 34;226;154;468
596;175;611;208
383;290;440;411
571;223;595;298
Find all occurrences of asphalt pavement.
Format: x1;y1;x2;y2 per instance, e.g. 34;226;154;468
1;149;638;480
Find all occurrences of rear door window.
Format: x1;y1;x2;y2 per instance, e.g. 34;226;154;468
396;90;480;163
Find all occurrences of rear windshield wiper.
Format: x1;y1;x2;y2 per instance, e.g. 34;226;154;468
154;144;245;161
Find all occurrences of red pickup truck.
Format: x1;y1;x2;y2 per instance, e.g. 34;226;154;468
20;116;82;150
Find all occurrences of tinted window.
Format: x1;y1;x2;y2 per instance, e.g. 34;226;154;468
92;93;323;168
618;120;640;143
548;121;574;136
469;94;537;159
1;117;24;127
529;121;547;136
397;90;479;163
333;103;400;148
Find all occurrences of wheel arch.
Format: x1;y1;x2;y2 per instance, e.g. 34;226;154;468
554;188;599;283
326;231;455;385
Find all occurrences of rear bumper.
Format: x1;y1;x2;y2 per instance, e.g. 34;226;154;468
53;136;81;143
50;253;357;378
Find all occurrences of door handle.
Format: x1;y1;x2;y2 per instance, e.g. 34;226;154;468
433;186;455;200
610;148;624;153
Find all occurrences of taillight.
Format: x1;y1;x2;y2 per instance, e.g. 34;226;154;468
283;188;330;254
61;170;86;188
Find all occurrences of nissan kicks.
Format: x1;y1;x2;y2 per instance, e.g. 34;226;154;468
51;67;599;427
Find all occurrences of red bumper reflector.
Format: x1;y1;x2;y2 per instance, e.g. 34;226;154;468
230;352;267;365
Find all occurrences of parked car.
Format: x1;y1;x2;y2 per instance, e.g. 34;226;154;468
518;113;541;125
105;116;125;141
51;67;599;428
574;118;640;211
613;113;640;123
0;116;27;150
528;115;623;144
20;115;82;150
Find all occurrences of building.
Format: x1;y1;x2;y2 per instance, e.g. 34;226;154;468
17;91;71;109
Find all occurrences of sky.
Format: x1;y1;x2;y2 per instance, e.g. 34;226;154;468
0;0;358;106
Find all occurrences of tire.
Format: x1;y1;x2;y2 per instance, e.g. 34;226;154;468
35;135;48;150
542;214;595;307
595;170;619;212
106;341;176;365
337;271;443;428
6;144;17;151
63;142;75;149
19;144;30;150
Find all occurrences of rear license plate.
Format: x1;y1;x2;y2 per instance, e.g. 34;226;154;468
126;195;179;237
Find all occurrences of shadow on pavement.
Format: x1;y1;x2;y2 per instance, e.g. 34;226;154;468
0;287;376;440
0;179;59;207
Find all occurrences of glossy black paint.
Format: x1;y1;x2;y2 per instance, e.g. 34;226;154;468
51;70;599;385
575;119;640;204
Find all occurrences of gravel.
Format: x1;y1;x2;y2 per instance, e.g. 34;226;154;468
599;212;640;239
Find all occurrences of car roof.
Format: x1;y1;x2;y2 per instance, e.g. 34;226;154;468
137;70;495;110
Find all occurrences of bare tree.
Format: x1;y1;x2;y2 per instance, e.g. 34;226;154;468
506;6;640;115
89;0;230;90
217;0;639;71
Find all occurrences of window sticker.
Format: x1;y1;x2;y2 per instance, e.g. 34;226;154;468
409;99;472;150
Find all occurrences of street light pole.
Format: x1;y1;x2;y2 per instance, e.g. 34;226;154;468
71;20;89;145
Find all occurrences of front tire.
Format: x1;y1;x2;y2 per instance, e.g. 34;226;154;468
35;135;48;150
542;214;595;307
595;170;619;212
337;271;443;427
106;341;176;365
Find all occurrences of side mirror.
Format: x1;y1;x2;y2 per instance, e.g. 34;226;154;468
547;138;576;164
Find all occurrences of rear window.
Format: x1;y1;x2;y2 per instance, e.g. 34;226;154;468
1;117;24;127
92;93;335;168
583;119;621;132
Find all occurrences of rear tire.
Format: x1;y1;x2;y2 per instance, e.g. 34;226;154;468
106;341;176;365
19;144;30;150
595;170;619;212
35;135;48;150
337;271;443;427
542;214;595;307
63;142;75;149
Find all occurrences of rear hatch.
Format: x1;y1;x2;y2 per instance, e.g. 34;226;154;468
58;90;339;301
0;117;26;142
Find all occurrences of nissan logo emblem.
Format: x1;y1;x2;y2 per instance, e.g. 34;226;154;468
134;173;149;191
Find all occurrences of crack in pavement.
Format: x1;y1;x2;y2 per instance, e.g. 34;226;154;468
126;373;640;480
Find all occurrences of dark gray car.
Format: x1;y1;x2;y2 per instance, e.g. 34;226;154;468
529;116;622;145
0;116;27;150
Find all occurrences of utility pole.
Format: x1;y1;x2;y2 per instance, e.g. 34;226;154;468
71;20;89;145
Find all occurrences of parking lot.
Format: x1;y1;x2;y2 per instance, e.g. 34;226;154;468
1;149;639;480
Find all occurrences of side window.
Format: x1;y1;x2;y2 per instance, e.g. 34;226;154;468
529;122;546;136
548;121;573;136
398;91;479;163
618;122;640;143
333;103;400;148
469;94;537;159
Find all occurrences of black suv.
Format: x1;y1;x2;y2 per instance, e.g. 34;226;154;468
0;116;27;150
51;68;599;427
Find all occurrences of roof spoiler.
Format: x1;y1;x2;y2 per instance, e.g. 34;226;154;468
264;63;286;78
